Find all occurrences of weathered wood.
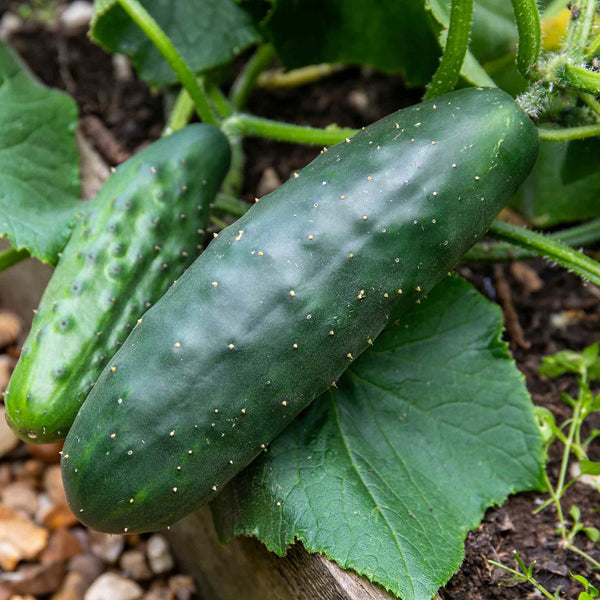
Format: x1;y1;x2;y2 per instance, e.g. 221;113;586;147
167;507;396;600
0;239;51;326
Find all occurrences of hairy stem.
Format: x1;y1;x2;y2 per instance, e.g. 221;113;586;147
510;0;542;78
0;247;29;272
223;114;357;146
163;87;195;136
488;220;600;287
257;63;343;89
465;218;600;262
425;0;474;99
230;45;275;110
565;0;598;62
559;63;600;94
116;0;218;125
538;123;600;141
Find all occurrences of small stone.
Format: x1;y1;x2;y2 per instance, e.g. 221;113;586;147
0;355;13;393
0;504;48;570
40;528;82;564
120;550;152;581
43;465;68;506
68;554;104;588
146;535;174;574
60;1;94;35
27;442;63;463
39;502;79;530
256;167;281;197
112;55;132;83
0;561;66;596
0;311;21;348
0;407;19;459
1;482;38;518
0;13;22;41
84;573;143;600
168;575;196;600
51;571;87;600
89;531;125;564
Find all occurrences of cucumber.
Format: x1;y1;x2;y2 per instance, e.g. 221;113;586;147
62;87;539;533
5;124;230;443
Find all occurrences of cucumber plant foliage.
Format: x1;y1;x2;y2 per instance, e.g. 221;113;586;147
3;0;600;597
0;41;80;264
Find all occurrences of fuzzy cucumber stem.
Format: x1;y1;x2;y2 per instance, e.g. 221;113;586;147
510;0;542;79
0;247;29;272
538;123;600;141
488;220;600;287
466;218;600;262
425;0;474;100
116;0;218;125
222;114;358;146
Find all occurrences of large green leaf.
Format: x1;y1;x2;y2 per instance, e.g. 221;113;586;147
0;42;80;265
212;276;544;600
513;139;600;226
252;0;441;86
91;0;261;86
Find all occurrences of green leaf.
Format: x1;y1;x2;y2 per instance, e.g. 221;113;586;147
534;406;557;445
0;41;80;265
254;0;441;86
513;140;600;226
583;527;600;543
211;276;544;600
579;460;600;476
539;349;585;378
91;0;260;86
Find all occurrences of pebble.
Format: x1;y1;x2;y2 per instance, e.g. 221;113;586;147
68;554;105;588
43;465;68;506
0;561;66;596
41;528;82;564
146;535;174;575
84;572;143;600
1;482;38;518
0;355;13;393
120;550;152;581
0;407;19;459
0;12;22;41
60;1;94;36
89;531;125;564
168;575;196;600
256;167;282;197
0;311;21;348
51;571;87;600
0;504;48;570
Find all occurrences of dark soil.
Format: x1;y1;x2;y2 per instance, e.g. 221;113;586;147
2;4;600;599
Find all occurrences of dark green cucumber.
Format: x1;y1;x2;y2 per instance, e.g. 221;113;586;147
5;124;230;443
62;87;538;533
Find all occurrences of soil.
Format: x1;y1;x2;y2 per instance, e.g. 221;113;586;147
1;3;600;599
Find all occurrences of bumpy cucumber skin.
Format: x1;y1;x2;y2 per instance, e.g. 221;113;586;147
5;124;230;443
62;87;538;533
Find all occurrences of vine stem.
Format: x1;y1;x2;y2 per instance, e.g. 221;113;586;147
257;64;343;89
223;114;357;146
537;123;600;141
116;0;218;125
487;220;600;287
425;0;474;100
565;0;598;62
465;218;600;262
163;87;195;136
0;247;29;272
230;45;275;110
510;0;542;78
560;63;600;95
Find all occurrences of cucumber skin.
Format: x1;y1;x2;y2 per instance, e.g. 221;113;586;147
5;124;230;443
62;87;539;534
